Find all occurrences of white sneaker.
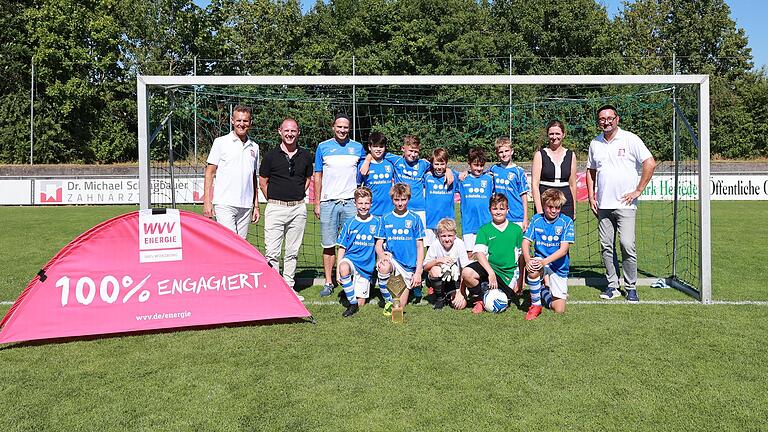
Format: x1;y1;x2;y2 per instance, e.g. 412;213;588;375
292;290;305;302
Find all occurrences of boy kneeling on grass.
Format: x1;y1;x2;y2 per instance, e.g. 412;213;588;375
375;183;425;316
336;187;381;317
423;218;471;310
459;193;524;314
522;189;575;320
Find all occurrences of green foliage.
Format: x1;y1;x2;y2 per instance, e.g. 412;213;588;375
0;0;766;163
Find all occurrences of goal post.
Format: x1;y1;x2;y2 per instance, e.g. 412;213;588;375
136;74;711;303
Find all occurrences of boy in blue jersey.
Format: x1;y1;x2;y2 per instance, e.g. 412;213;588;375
336;187;381;318
457;148;495;256
358;132;394;217
424;148;457;249
375;183;425;316
522;189;575;320
490;137;530;231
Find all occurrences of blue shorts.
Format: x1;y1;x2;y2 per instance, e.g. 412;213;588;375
320;199;356;248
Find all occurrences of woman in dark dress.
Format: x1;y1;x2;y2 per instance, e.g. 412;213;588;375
531;120;577;220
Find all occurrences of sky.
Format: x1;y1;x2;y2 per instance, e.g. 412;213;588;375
296;0;767;71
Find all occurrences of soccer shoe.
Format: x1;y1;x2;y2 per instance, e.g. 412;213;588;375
433;298;445;310
292;289;305;302
599;287;622;300
471;301;484;314
412;295;423;305
525;305;543;320
383;301;393;316
319;283;334;297
342;304;359;317
626;289;639;303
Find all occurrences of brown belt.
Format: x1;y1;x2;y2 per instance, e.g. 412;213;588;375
268;199;305;207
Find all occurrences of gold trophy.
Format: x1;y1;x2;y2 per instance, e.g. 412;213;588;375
387;273;407;323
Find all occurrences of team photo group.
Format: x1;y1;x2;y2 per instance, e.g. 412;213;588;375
203;104;657;320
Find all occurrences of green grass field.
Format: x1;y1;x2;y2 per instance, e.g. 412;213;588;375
0;202;767;431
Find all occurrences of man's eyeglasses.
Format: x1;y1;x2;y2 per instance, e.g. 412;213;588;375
286;155;295;176
598;116;617;124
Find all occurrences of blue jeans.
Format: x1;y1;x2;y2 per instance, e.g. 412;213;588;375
319;199;356;248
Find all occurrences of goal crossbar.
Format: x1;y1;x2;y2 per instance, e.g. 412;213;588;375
136;74;711;303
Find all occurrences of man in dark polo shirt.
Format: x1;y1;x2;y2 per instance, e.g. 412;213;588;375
258;118;313;301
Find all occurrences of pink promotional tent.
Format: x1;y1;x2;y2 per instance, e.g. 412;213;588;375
0;209;312;344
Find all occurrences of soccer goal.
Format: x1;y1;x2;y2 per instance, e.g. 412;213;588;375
136;74;711;303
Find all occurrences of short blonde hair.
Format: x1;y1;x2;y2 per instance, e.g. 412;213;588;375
541;188;567;208
403;135;421;149
494;136;512;151
354;186;373;201
436;218;457;235
390;182;411;199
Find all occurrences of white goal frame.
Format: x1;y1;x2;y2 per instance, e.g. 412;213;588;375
136;74;711;303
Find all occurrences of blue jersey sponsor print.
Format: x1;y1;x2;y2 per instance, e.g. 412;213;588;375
358;159;395;216
524;213;575;277
385;153;431;212
424;169;457;229
457;173;494;235
490;163;530;222
376;210;425;273
336;215;381;279
314;138;366;201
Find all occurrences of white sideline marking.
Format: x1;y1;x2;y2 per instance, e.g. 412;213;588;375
300;300;768;307
3;300;767;307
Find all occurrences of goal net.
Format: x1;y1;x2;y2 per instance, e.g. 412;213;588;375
137;75;711;302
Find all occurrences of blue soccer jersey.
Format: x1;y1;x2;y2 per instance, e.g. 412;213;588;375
358;158;395;216
490;163;530;222
314;138;365;201
376;210;425;273
336;215;381;280
524;213;575;277
424;169;457;229
457;173;494;235
385;153;431;212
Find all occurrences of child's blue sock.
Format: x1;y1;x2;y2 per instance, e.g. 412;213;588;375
527;275;542;307
377;272;393;303
340;274;357;305
541;285;553;309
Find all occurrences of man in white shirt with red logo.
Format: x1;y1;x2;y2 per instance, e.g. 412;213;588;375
587;104;656;303
203;105;260;239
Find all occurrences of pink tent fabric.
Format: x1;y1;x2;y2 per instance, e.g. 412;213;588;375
0;209;311;344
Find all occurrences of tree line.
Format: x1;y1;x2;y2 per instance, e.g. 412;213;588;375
0;0;766;164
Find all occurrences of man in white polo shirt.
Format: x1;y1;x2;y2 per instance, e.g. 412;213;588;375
313;113;365;297
203;105;260;239
587;104;656;303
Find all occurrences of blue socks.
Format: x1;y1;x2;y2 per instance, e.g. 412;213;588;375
527;275;542;307
377;272;393;303
340;274;357;305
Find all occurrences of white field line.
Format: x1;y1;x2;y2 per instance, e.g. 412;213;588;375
3;300;767;307
300;300;768;306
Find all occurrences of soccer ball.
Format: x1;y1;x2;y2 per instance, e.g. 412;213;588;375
483;289;509;313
